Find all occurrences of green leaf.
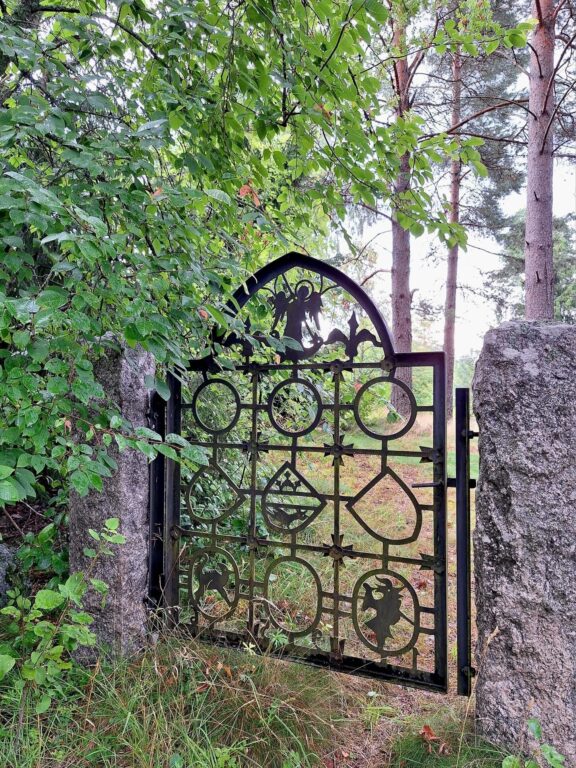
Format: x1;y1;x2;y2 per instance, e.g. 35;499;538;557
501;757;521;768
204;304;228;326
0;478;24;503
90;578;109;595
135;119;168;135
144;375;170;401
135;426;162;442
0;654;16;680
205;188;232;205
527;719;542;740
59;572;86;605
35;694;52;715
34;589;66;611
70;470;91;496
41;231;76;244
104;517;119;531
541;744;565;767
365;0;388;24
0;465;14;480
156;444;177;460
165;433;189;447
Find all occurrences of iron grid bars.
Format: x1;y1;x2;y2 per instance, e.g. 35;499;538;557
160;253;449;692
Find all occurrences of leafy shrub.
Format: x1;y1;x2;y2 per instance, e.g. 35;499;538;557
0;518;124;715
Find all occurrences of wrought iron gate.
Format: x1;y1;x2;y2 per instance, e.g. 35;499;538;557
149;253;474;694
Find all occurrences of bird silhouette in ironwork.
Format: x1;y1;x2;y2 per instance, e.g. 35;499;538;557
361;577;403;651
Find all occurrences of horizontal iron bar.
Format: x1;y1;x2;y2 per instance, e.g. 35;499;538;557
176;628;448;693
179;440;438;459
175;529;439;567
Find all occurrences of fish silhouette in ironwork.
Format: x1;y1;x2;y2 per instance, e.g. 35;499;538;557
262;465;325;532
268;506;311;528
361;577;403;651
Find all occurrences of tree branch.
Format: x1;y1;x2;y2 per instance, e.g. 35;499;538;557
541;79;576;152
526;42;543;78
534;0;544;25
423;98;532;138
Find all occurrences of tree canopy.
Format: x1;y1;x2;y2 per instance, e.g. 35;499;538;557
0;0;531;505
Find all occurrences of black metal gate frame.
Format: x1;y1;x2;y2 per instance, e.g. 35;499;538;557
148;253;475;696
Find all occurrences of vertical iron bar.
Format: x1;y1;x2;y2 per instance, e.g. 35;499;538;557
455;387;473;696
148;391;166;607
432;354;448;691
164;371;182;623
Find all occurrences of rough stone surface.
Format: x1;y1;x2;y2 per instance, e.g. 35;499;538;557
69;343;154;655
0;542;16;607
473;321;576;763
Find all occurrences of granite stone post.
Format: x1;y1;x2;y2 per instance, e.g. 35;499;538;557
69;343;155;655
0;542;16;607
473;321;576;763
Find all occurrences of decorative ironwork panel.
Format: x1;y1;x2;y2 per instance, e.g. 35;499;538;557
163;253;448;692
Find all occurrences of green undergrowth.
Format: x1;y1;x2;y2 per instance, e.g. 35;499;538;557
388;721;505;768
0;638;346;768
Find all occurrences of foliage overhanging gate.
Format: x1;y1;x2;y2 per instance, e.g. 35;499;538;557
150;253;473;694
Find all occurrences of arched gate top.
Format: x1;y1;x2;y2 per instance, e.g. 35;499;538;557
220;251;395;362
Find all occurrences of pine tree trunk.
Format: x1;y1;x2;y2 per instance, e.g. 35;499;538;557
391;21;412;417
443;48;462;421
524;0;555;320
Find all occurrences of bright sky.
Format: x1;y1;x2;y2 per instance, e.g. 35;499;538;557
351;163;576;358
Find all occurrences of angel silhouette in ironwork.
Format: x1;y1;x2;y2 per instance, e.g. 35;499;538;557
361;576;403;651
271;282;323;359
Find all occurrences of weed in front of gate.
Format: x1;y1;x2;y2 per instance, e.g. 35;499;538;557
388;723;506;768
0;637;349;768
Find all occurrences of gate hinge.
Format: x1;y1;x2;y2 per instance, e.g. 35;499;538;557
461;665;477;678
419;553;445;574
419;446;442;464
446;477;477;489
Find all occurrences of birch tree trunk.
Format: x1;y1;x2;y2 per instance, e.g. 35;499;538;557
391;20;412;416
443;48;462;420
524;0;555;320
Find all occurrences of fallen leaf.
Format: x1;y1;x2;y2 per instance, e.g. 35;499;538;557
420;724;449;755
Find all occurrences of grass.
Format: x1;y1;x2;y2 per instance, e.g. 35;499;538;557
0;638;345;768
0;637;509;768
388;727;504;768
